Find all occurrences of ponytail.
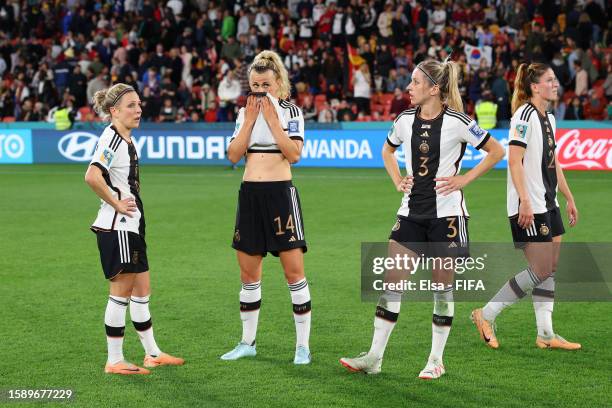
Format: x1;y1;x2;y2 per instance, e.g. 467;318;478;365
416;58;464;112
444;60;463;112
511;63;529;114
511;62;550;114
249;50;291;100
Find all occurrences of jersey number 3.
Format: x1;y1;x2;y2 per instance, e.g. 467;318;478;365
418;157;429;176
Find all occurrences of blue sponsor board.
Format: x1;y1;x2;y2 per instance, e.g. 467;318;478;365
32;130;233;165
29;128;510;168
0;129;33;164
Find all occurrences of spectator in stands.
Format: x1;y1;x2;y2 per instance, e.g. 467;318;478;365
564;97;584;120
159;97;178;122
337;99;356;121
390;87;410;118
475;90;498;130
352;63;372;115
217;70;241;121
302;96;317;122
318;106;336;123
203;101;219;123
574;60;588;98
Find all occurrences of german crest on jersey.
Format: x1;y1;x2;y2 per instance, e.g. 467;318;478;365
101;148;114;166
539;224;550;236
419;141;429;154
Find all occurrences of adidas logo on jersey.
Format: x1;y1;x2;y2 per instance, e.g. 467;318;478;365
420;131;430;138
289;236;296;242
120;217;127;223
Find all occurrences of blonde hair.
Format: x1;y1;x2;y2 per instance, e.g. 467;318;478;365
511;62;550;114
92;83;136;120
248;50;291;99
416;59;464;112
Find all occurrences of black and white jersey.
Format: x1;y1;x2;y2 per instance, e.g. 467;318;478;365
386;106;491;219
507;103;559;216
230;95;304;153
89;125;145;236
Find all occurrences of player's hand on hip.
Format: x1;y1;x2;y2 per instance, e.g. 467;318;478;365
517;200;534;229
115;197;137;217
567;200;578;227
396;176;413;193
434;175;468;196
260;96;280;128
244;95;261;123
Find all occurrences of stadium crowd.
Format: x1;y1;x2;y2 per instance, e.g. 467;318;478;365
0;0;610;126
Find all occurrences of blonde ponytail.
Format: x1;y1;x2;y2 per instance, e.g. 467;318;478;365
444;60;463;112
416;59;464;112
249;50;291;100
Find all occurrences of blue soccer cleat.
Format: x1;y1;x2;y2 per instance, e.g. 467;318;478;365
293;345;311;365
220;342;257;360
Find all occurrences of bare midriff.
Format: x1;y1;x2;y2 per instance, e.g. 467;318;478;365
243;152;292;181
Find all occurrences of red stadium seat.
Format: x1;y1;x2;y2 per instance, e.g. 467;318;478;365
2;116;16;122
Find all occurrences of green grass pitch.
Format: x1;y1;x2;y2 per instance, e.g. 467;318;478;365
0;165;610;408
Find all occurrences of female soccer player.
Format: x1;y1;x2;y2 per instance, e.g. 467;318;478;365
221;51;311;364
85;83;184;375
340;58;504;379
471;63;581;350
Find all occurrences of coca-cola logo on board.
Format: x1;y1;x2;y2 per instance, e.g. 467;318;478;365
556;129;612;170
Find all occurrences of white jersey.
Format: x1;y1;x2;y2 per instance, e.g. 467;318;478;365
507;103;559;216
230;95;305;153
387;106;491;219
90;125;145;236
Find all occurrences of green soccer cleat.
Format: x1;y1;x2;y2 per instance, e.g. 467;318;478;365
294;346;311;365
220;342;257;360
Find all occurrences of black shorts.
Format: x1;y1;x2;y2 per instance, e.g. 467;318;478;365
232;181;307;257
388;215;469;258
95;230;149;280
509;206;565;249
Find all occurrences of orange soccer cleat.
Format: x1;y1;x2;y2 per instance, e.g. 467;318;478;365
104;360;150;375
470;308;499;349
143;352;185;368
536;335;581;350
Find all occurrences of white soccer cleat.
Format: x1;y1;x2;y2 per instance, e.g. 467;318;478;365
220;342;257;360
418;358;446;380
339;352;382;375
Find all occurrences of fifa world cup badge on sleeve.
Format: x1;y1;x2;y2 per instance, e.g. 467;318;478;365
101;148;114;166
288;120;299;133
515;124;528;139
468;123;486;138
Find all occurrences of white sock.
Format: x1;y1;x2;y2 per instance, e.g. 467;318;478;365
483;267;541;321
429;287;454;362
288;278;311;349
532;275;555;338
240;281;261;345
130;295;162;356
369;290;402;359
105;295;128;364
